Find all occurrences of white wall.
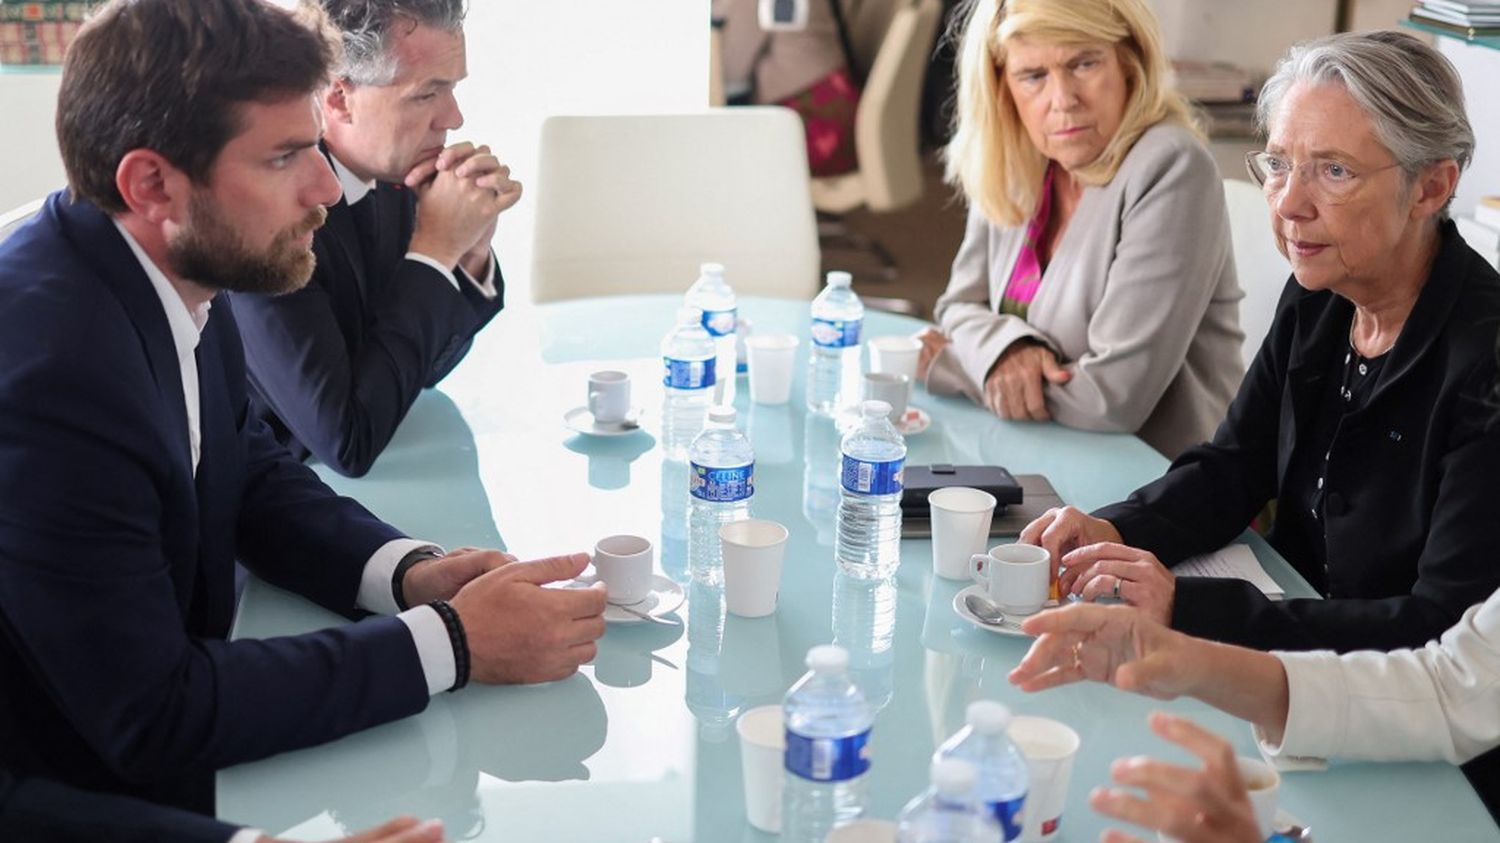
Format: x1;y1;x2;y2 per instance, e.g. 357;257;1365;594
1440;38;1500;217
0;3;709;300
0;71;65;211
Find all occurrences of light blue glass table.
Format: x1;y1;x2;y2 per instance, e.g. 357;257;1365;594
221;295;1496;841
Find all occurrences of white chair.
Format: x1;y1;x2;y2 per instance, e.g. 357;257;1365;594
529;108;821;304
813;0;940;217
811;0;942;282
1223;178;1291;369
0;197;45;247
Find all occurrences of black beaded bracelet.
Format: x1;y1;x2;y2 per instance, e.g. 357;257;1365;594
428;599;470;692
391;548;443;611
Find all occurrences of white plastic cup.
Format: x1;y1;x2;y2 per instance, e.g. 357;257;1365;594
861;371;910;424
1008;716;1081;842
592;534;653;604
868;335;922;383
588;370;631;424
737;704;785;833
928;487;997;580
970;543;1051;615
746;334;799;405
720;519;789;617
1159;757;1279;843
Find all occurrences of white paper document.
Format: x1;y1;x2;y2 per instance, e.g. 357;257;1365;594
1175;543;1285;600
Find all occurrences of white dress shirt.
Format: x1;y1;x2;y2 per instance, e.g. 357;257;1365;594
328;153;498;298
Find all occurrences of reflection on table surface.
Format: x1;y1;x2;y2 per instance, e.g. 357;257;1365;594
220;296;1495;841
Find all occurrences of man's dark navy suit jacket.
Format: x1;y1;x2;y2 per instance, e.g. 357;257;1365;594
0;193;429;813
230;169;504;477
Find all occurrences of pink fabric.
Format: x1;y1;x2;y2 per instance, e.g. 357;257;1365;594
1000;164;1057;318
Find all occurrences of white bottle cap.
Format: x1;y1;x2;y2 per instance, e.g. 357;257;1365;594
707;405;737;425
805;644;850;673
965;700;1012;735
931;758;979;797
826;270;853;288
861;399;892;419
700;262;725;276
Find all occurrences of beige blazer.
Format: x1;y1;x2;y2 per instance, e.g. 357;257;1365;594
929;122;1245;458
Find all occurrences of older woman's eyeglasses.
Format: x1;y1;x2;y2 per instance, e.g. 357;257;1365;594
1244;151;1403;204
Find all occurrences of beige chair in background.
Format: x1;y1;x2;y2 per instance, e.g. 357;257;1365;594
0;197;44;247
811;0;942;282
1222;177;1291;369
529;108;821;303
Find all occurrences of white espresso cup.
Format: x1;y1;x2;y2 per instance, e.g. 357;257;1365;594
862;371;910;424
969;542;1050;615
588;370;631;424
592;534;653;604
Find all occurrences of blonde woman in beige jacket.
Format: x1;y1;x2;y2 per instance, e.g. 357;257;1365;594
921;0;1244;458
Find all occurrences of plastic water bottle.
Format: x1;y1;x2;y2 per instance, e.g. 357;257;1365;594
684;262;738;406
687;405;753;585
835;399;906;578
935;701;1029;841
782;644;873;843
896;759;1005;843
661;306;717;461
807;270;863;415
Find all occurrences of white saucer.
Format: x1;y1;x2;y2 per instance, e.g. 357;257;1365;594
563;405;643;437
894;406;931;435
952;583;1058;638
574;573;685;623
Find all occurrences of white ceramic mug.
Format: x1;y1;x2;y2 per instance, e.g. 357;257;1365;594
592;534;653;604
588;370;631;424
969;543;1050;615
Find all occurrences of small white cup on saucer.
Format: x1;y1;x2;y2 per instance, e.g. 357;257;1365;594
588;370;631;425
970;543;1050;615
593;534;653;604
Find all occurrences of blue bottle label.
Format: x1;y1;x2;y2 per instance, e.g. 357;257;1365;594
811;317;862;348
700;307;737;337
840;455;904;495
784;727;871;782
988;795;1026;841
689;462;754;502
663;356;716;390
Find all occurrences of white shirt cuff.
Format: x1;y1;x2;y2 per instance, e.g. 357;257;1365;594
457;251;499;299
399;604;458;696
227;829;263;843
357;538;442;616
404;251;461;292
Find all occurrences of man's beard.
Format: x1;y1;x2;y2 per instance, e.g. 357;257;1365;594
167;193;327;296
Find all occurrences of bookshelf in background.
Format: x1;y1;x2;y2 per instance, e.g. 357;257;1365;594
0;1;95;67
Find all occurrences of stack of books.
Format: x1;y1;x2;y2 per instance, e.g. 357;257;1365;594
1409;1;1500;37
0;2;92;66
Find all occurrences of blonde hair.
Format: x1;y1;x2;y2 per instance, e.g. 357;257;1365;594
943;0;1199;227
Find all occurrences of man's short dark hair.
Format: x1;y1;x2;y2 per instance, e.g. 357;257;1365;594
311;0;466;86
56;0;337;214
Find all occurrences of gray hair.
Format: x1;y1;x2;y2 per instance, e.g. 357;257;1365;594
1256;30;1473;214
310;0;466;86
